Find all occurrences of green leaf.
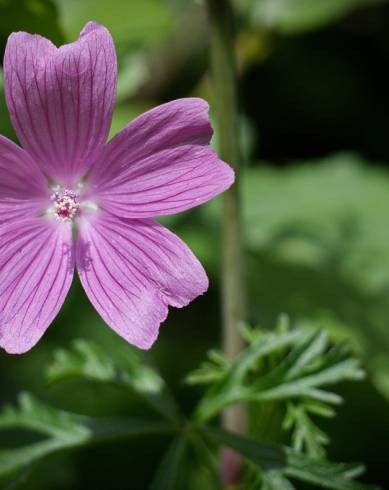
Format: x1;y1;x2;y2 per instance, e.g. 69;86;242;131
150;438;189;490
203;427;286;471
54;0;174;47
193;329;364;423
285;330;328;379
0;392;89;442
47;339;180;422
370;356;389;402
241;155;389;290
0;69;15;140
109;101;151;138
0;393;174;483
192;329;301;422
262;471;296;490
283;403;329;458
200;153;389;403
247;0;382;34
251;356;364;403
185;349;231;386
203;428;379;490
285;452;376;490
0;0;64;44
150;432;222;490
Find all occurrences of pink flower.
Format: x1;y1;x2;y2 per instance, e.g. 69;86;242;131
0;22;234;354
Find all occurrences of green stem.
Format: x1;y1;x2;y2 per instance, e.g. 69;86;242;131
206;0;246;476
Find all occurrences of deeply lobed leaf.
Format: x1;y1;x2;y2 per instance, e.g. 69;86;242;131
192;328;364;423
0;393;174;483
47;339;180;422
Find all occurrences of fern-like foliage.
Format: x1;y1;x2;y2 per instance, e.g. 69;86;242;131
0;319;379;490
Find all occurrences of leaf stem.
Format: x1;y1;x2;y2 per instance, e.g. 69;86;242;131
206;0;246;482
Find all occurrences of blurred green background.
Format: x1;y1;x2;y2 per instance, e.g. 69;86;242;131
1;0;389;488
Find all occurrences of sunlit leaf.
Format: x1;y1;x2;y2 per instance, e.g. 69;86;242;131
185;349;231;386
285;452;373;490
47;339;180;422
244;0;382;34
0;393;173;483
283;403;330;458
241;154;389;292
261;471;296;490
213;154;389;402
192;329;363;423
54;0;174;47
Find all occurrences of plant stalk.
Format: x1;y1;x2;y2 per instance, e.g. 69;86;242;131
206;0;246;483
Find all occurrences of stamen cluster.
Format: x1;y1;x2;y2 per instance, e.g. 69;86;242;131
50;189;80;222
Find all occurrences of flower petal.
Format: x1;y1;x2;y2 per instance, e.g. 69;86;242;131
76;213;208;349
3;21;117;184
0;135;48;224
89;98;213;186
0;218;74;354
89;144;234;218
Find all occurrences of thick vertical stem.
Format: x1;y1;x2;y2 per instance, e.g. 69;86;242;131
206;0;246;479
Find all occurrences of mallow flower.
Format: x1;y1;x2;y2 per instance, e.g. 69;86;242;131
0;22;234;354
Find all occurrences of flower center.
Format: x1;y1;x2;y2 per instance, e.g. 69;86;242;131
50;188;80;222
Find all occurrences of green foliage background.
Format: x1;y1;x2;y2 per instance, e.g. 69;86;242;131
1;0;389;488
